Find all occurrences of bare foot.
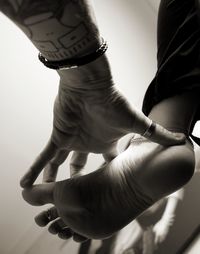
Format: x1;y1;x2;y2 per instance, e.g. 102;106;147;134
22;135;194;239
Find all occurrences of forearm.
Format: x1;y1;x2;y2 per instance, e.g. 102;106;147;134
0;0;113;87
0;0;101;61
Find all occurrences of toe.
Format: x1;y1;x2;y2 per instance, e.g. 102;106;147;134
35;206;59;226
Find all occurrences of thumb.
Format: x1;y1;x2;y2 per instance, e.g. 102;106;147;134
147;121;185;146
133;110;185;146
22;182;55;206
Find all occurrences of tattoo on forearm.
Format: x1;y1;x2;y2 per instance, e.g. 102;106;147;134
0;0;99;60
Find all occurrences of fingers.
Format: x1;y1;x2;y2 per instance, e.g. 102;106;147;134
147;122;186;146
43;149;70;183
70;152;88;177
20;140;58;188
133;110;185;146
22;182;55;206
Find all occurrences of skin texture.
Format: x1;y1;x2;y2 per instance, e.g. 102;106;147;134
0;0;185;189
22;135;194;240
0;0;186;187
0;0;101;60
0;0;194;242
19;53;186;188
0;0;186;188
20;0;200;244
22;91;199;241
95;190;183;254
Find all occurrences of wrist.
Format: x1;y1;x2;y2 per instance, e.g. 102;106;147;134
57;54;114;90
39;37;106;70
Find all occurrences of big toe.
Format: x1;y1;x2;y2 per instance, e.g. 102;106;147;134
22;183;54;206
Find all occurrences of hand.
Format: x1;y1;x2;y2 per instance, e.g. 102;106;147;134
153;220;170;245
20;55;185;188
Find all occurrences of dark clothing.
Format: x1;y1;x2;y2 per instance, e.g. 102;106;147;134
142;0;200;144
